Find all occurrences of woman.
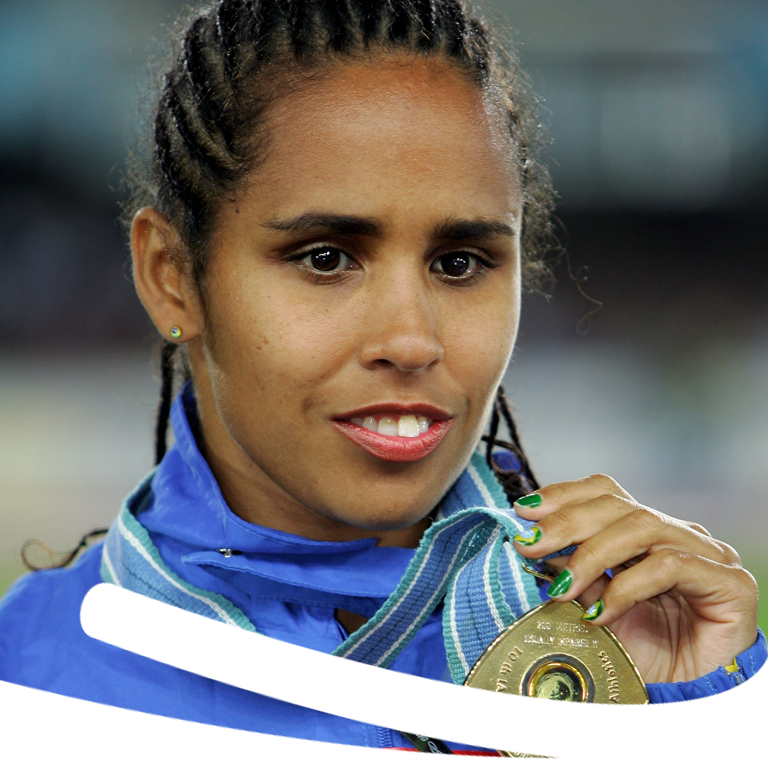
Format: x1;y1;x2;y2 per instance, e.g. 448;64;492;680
0;0;764;753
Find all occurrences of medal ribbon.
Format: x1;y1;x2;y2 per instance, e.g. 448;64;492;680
101;453;560;698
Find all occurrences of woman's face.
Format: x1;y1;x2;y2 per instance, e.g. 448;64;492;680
186;58;523;543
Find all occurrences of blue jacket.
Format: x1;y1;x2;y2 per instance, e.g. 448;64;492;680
1;389;765;752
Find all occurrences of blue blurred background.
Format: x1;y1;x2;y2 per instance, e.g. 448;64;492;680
1;1;766;624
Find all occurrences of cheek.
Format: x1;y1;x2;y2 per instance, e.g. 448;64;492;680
443;285;520;385
215;277;353;397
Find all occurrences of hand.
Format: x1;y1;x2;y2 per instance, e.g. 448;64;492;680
512;474;759;684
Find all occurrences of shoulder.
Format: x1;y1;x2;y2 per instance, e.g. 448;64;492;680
0;543;103;683
0;541;176;705
0;541;103;616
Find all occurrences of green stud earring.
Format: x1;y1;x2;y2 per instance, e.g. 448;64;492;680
170;326;182;340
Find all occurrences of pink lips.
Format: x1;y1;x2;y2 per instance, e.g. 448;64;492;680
331;407;454;463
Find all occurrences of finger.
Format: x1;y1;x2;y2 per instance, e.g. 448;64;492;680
511;492;638;560
680;520;711;537
513;473;633;519
520;556;611;616
576;573;611;613
586;550;758;638
529;507;740;603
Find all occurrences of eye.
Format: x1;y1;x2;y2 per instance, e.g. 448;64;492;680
298;246;354;273
431;251;483;279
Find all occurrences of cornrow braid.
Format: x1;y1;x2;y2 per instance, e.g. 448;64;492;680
387;0;413;44
358;0;382;44
155;341;179;466
322;0;355;52
288;0;315;58
439;0;468;58
120;0;555;501
483;385;540;502
20;339;177;572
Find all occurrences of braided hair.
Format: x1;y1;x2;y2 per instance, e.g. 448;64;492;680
129;0;552;499
132;0;554;276
132;0;554;476
27;1;552;571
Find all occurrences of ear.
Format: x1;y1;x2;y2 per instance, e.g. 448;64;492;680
131;208;203;343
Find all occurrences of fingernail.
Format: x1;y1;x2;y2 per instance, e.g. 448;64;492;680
514;493;542;509
583;599;604;621
547;568;573;598
513;526;542;546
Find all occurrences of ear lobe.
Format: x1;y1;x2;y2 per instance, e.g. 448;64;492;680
130;207;203;343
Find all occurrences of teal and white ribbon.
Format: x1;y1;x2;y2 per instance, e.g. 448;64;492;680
102;451;553;685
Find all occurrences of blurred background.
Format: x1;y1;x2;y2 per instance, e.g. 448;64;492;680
0;0;766;630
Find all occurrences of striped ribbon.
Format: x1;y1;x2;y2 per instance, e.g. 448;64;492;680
101;451;570;685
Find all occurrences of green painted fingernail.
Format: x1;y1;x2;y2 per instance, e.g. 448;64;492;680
547;568;573;598
515;493;542;509
583;599;604;621
513;526;542;546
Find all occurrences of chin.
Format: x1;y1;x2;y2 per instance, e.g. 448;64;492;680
326;504;433;534
298;451;465;540
347;513;427;533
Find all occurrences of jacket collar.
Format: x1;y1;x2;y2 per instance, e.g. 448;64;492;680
133;384;532;603
137;383;417;600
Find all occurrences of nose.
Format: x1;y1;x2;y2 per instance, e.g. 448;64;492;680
358;276;444;373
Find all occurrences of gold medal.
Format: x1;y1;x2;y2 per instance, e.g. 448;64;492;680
463;568;648;757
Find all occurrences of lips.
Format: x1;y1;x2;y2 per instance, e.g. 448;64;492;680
331;404;454;463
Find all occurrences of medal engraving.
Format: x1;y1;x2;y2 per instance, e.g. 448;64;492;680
464;602;648;760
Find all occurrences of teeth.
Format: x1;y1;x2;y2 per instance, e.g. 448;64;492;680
377;417;399;436
349;414;434;436
397;415;420;438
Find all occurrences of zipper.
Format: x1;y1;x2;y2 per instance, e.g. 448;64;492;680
371;691;395;748
371;686;456;760
725;657;765;758
334;616;395;749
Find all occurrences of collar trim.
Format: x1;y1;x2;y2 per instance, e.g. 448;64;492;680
100;449;548;681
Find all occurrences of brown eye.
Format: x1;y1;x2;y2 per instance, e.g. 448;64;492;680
432;252;479;279
299;247;352;272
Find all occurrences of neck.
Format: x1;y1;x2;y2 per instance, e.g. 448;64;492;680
204;437;431;546
186;359;431;548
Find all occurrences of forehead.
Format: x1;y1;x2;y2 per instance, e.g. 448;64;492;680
244;57;522;225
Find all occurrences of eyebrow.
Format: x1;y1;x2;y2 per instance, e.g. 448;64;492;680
432;218;516;240
262;213;516;240
262;213;382;237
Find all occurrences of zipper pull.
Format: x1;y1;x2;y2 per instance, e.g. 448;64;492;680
371;686;456;760
725;657;763;718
